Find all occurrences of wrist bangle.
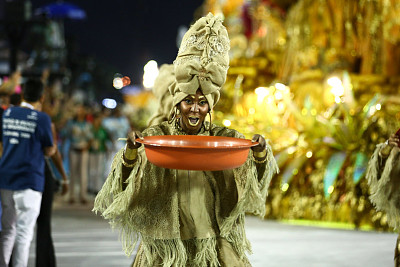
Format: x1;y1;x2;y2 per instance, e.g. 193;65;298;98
124;144;138;160
380;140;392;158
253;150;267;158
121;152;136;168
252;152;267;164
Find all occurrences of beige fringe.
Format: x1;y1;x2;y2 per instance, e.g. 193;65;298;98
137;237;220;267
192;238;220;267
93;149;143;255
366;144;400;230
141;238;187;267
220;142;279;259
93;129;279;264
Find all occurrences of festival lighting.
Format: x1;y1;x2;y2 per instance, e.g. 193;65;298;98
277;102;285;113
113;73;130;90
274;91;283;100
122;76;131;87
331;84;345;97
327;76;342;88
368;105;377;116
113;77;123;89
102;98;117;109
255;87;269;103
222;119;231;127
327;185;334;194
327;76;345;97
287;146;296;154
274;82;286;91
281;183;289;192
310;109;317;116
143;60;159;89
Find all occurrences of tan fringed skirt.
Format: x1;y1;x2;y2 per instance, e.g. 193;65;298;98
132;237;250;267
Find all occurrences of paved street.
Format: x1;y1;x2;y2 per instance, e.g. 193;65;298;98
27;199;397;267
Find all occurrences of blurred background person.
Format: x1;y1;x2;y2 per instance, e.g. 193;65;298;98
88;112;111;195
63;104;92;204
41;72;63;120
102;106;130;173
35;131;69;267
0;78;56;266
367;132;400;266
9;93;22;107
35;73;69;267
0;71;19;157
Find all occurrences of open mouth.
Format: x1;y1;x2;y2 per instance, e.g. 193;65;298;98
188;116;200;126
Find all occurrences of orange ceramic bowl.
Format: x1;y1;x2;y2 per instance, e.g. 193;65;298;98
138;135;258;171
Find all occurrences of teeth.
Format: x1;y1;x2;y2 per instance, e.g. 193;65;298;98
188;117;199;126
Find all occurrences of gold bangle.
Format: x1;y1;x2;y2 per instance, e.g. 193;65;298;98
379;141;392;158
252;154;267;164
253;150;267;158
124;144;138;160
121;152;135;168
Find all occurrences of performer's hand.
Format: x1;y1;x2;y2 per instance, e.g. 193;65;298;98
127;131;143;149
388;133;400;148
251;134;266;152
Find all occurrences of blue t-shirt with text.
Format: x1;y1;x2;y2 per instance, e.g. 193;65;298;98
0;106;53;192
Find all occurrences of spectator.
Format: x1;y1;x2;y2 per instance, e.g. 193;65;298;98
36;142;68;267
0;79;56;266
102;106;130;152
88;113;111;194
64;104;92;204
36;72;69;266
367;132;400;266
9;93;21;107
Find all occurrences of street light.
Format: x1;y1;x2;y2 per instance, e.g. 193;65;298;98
143;60;159;89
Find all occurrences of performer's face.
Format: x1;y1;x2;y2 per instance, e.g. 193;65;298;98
178;89;209;135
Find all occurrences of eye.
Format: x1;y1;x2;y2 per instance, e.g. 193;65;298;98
184;98;193;104
199;100;208;106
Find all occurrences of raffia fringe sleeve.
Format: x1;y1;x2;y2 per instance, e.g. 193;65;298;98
220;141;279;258
366;144;400;230
92;148;143;255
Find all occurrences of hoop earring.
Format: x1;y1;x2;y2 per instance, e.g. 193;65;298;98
168;106;180;124
168;107;176;124
205;111;212;131
175;117;183;131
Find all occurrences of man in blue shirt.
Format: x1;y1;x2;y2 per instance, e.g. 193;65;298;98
0;79;56;267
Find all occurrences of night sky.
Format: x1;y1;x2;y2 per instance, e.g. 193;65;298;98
33;0;204;84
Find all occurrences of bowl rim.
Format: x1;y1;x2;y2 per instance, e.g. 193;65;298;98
136;135;259;150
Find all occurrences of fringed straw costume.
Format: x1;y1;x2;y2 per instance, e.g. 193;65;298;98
94;121;278;266
94;13;279;266
366;144;400;266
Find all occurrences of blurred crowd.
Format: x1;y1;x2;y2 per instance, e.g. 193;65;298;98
0;70;133;204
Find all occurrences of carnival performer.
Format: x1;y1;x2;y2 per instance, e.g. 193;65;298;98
93;13;278;266
366;132;400;267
